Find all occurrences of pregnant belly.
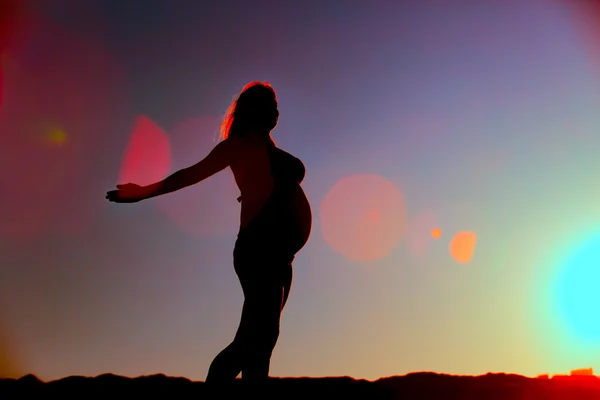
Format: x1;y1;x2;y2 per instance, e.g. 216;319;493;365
239;183;312;255
288;184;312;249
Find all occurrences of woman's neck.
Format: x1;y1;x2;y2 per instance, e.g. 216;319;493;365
244;130;273;144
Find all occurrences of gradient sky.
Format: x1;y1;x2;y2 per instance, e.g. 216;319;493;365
2;0;600;381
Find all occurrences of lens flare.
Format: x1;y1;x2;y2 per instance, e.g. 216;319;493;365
431;227;441;239
0;15;124;239
449;231;477;264
320;174;406;262
118;115;171;187
48;127;67;145
0;13;128;242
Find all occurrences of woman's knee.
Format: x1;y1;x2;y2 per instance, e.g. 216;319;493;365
253;321;280;350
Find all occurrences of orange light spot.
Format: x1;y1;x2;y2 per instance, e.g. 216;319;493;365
320;174;406;262
118;115;171;187
449;231;477;264
431;227;441;239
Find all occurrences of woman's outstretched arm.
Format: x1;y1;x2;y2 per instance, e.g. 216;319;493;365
142;138;237;199
106;138;239;203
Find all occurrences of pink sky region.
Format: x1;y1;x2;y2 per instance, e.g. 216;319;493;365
2;0;600;382
0;14;123;239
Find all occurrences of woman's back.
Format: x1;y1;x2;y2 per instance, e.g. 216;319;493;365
230;134;274;228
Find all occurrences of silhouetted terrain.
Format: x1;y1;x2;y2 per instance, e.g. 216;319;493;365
2;372;600;399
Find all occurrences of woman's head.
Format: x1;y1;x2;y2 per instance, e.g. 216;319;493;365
220;81;279;140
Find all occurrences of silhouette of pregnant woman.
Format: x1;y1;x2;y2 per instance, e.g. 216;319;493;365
106;82;312;384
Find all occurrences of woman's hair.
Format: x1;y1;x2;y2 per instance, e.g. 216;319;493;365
219;81;278;141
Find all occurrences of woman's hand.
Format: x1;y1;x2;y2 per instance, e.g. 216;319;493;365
106;183;148;203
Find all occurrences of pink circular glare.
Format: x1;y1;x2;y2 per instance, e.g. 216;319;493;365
320;174;406;262
118;115;172;187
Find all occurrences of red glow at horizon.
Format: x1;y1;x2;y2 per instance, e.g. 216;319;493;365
449;231;477;264
0;328;21;379
118;116;171;187
320;174;406;262
156;116;239;238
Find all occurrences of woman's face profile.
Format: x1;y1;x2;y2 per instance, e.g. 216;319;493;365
266;103;279;131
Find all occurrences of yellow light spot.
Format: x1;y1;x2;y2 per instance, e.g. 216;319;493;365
48;128;67;145
449;231;477;264
431;227;441;239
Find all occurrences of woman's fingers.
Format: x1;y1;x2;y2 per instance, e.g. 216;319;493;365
107;183;144;203
106;190;118;201
106;188;140;203
106;189;126;200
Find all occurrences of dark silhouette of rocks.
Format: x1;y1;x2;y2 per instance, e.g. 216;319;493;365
1;371;600;399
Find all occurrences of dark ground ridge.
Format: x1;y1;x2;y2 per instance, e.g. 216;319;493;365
2;371;600;399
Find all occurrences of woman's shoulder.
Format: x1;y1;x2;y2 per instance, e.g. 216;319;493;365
221;135;261;155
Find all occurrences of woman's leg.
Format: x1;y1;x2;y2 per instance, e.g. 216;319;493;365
240;267;288;383
205;300;249;383
207;217;297;384
205;341;243;383
205;250;256;384
205;264;290;384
